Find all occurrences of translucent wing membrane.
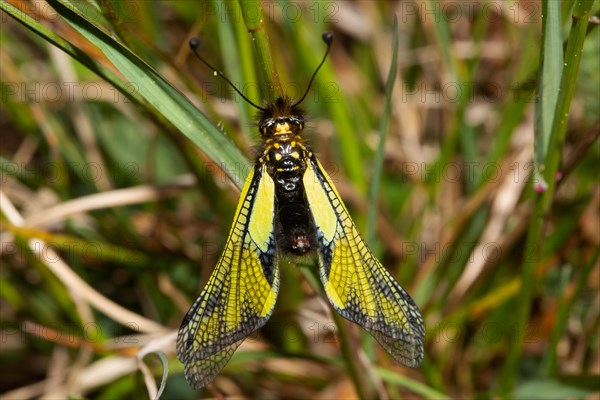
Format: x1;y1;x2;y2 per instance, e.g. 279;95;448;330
176;164;280;389
303;156;425;366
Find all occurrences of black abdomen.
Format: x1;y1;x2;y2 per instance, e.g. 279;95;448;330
271;158;315;256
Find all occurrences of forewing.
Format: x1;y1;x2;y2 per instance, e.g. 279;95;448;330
176;164;279;388
303;156;424;367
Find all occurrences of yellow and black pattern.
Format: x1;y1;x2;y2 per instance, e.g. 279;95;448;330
304;156;425;367
179;32;423;389
176;164;279;389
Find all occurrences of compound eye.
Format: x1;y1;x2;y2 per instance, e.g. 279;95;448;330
261;120;275;137
288;120;303;135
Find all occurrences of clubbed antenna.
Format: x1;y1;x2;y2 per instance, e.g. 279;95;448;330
292;32;334;107
189;37;266;111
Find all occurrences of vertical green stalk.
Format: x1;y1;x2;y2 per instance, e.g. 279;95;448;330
543;1;594;183
215;0;253;141
498;0;595;394
237;0;282;99
230;0;261;138
533;0;564;191
366;16;399;245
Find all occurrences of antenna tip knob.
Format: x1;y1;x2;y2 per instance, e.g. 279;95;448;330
189;37;200;50
322;31;334;45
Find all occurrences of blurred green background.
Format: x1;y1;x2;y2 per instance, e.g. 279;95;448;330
1;0;598;399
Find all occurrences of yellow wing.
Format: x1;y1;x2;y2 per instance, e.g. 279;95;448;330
176;164;279;389
303;156;424;367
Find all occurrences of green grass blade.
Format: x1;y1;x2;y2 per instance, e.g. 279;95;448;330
3;225;151;267
543;0;596;184
47;0;249;188
498;0;596;393
0;1;143;106
374;367;448;399
238;0;282;99
534;0;563;191
223;0;259;141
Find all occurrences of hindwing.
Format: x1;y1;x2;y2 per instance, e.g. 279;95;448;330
303;156;424;367
176;164;279;389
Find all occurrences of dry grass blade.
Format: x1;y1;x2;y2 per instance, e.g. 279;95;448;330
0;192;165;333
23;174;196;227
